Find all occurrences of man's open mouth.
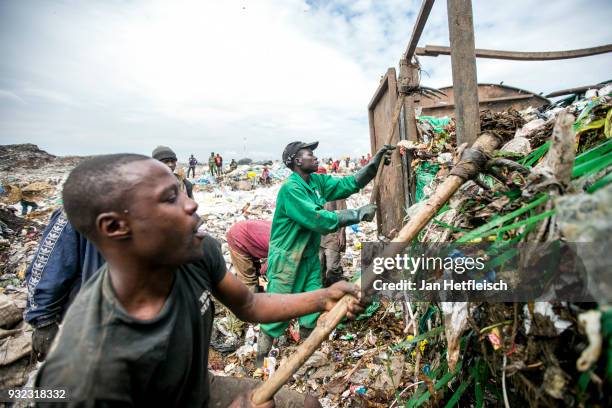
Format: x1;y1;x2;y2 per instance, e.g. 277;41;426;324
194;219;206;238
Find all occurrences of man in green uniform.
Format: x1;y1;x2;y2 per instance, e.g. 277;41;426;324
258;141;394;365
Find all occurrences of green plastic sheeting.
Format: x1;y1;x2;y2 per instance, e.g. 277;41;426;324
418;116;451;134
416;161;440;202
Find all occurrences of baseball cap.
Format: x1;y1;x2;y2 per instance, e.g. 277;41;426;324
282;141;319;167
152;146;177;162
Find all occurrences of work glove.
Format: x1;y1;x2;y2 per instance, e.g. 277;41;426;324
354;145;396;188
32;321;59;362
336;204;377;227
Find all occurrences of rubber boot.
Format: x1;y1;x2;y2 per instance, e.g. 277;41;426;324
256;331;274;368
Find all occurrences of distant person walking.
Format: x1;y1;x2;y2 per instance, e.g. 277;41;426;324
215;153;223;175
187;154;198;178
208;152;216;176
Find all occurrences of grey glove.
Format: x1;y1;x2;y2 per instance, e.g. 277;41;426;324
354;145;396;187
32;321;59;362
336;204;377;227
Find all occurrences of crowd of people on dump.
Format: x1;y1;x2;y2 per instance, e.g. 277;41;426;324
20;141;393;407
158;151;374;188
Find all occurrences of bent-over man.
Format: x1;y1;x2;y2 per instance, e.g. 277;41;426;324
227;220;272;292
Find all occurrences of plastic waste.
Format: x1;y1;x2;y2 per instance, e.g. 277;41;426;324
418;116;451;134
576;310;602;371
349;385;367;395
523;303;572;335
263;348;278;380
415;162;440;202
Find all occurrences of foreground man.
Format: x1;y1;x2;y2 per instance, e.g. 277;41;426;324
36;154;364;407
258;141;394;365
25;146;191;361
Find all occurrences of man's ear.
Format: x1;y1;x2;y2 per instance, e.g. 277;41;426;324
96;212;131;240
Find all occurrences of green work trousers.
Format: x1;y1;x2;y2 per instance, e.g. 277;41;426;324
260;252;322;338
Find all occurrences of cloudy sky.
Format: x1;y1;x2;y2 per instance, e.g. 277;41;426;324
1;0;611;161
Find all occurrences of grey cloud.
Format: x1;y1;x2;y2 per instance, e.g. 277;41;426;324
1;0;611;160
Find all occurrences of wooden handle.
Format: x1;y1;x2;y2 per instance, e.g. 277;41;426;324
251;294;355;404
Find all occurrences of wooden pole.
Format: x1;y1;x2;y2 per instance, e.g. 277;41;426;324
368;94;405;205
392;132;499;244
399;60;420;143
252;132;504;405
403;0;436;61
415;43;612;61
399;59;421;207
447;0;480;146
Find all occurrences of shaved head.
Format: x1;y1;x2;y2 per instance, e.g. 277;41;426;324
62;154;151;239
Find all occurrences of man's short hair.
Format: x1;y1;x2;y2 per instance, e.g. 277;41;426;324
62;154;150;239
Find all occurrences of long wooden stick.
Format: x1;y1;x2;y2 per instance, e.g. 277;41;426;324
252;132;503;404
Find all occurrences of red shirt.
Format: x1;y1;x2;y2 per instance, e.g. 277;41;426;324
226;219;271;262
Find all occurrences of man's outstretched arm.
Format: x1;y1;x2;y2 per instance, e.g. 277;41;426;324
213;272;365;324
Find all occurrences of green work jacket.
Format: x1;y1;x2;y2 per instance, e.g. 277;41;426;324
267;172;360;272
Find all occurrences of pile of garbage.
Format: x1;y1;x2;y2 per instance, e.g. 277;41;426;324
369;89;611;406
0;286;32;389
0;145;77;390
0;145;78;280
0;144;56;171
0;206;44;283
206;89;611;407
1;85;611;406
190;162;290;191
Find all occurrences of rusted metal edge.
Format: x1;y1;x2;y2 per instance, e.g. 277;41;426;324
403;0;436;61
424;93;540;110
546;82;609;98
415;43;612;61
